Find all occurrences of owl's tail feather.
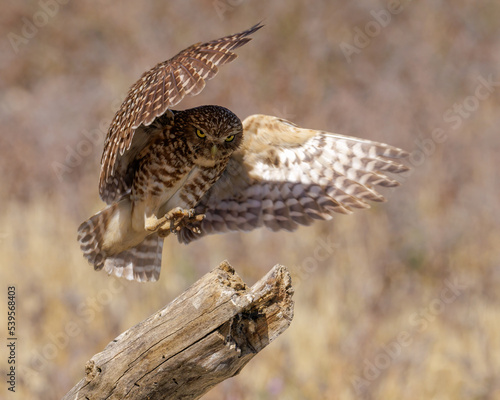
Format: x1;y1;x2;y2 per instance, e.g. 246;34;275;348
78;204;163;282
102;235;163;282
77;204;118;271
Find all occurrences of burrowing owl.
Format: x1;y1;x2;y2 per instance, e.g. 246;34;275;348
78;24;409;282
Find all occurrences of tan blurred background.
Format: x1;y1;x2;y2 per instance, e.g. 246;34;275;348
1;1;500;399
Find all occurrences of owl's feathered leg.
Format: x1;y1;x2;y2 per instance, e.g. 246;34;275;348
145;207;205;236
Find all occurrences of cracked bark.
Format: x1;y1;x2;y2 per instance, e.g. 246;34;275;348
62;261;294;400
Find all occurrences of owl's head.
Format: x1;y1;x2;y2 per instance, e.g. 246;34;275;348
174;105;243;166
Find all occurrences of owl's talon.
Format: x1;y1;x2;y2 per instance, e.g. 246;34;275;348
195;213;206;222
166;207;195;221
148;208;204;235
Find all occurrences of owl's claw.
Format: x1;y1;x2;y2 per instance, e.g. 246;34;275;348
187;225;202;235
146;207;205;237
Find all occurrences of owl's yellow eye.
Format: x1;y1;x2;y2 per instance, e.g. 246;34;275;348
196;129;206;138
225;135;235;142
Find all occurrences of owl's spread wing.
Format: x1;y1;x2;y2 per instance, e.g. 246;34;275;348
178;114;409;244
99;23;263;204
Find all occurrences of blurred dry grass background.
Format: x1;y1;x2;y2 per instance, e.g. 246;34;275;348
1;1;500;399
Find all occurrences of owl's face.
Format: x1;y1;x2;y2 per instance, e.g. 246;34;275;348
174;105;243;167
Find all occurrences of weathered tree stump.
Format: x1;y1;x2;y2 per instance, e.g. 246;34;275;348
63;261;294;399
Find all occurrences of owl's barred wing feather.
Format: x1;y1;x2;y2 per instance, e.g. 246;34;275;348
178;114;409;244
128;23;263;129
99;23;263;204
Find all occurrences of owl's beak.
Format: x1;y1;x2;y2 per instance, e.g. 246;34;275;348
210;144;218;158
